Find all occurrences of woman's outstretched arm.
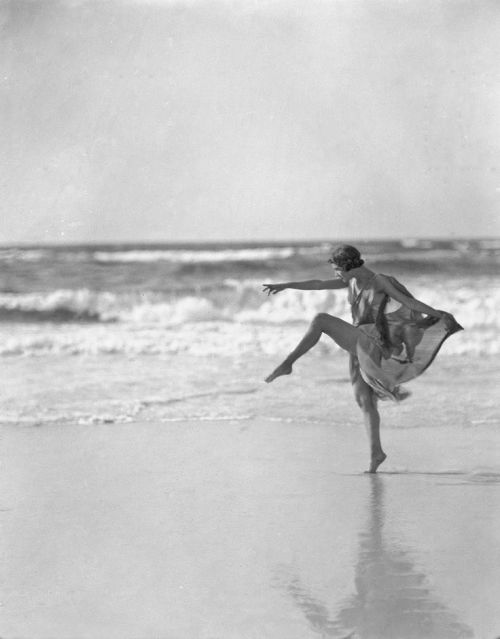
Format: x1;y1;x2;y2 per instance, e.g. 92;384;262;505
263;279;348;295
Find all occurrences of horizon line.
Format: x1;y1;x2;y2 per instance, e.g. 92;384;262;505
0;236;497;249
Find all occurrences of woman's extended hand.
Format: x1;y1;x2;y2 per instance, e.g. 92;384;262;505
262;283;286;296
438;311;463;332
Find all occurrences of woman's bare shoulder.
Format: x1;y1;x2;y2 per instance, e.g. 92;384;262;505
373;273;412;298
370;273;390;290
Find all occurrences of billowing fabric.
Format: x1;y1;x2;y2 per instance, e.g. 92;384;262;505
349;274;463;401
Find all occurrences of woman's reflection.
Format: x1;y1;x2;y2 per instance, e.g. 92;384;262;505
273;476;473;639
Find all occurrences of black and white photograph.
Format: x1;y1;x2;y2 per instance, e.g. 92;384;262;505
1;0;499;637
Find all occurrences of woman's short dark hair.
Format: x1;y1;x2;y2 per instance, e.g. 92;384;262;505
330;245;364;271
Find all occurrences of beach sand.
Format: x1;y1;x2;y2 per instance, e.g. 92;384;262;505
2;397;500;638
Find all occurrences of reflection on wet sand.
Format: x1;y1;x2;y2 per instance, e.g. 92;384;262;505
273;477;473;639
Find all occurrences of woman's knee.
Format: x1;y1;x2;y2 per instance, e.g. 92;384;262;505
313;312;331;322
354;388;377;412
311;312;334;329
311;313;327;330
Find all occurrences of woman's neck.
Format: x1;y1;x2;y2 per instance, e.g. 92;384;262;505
349;265;374;284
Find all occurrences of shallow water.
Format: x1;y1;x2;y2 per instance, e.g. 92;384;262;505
0;350;497;431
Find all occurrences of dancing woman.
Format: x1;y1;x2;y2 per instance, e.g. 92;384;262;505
263;245;463;472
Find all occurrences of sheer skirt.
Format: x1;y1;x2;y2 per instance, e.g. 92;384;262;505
352;313;463;401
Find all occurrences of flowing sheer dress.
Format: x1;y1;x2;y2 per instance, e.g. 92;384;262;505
349;274;463;401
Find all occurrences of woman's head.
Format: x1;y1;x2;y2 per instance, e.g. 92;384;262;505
328;245;365;272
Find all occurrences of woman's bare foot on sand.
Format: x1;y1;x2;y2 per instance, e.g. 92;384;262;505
265;362;292;383
365;452;387;474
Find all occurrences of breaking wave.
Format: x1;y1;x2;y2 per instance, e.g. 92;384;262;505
0;278;498;356
0;280;497;328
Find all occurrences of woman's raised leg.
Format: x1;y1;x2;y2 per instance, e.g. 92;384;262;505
265;313;359;383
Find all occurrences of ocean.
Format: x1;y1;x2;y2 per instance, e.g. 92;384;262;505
1;238;498;427
3;238;500;638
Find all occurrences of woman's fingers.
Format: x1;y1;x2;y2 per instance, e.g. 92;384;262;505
439;311;462;332
439;311;452;325
262;284;279;295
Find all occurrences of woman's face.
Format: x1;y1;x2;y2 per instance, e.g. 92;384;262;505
328;260;350;282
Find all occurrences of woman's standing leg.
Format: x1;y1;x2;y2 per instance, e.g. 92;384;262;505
350;355;386;473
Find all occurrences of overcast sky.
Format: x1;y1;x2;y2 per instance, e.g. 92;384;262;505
1;0;499;244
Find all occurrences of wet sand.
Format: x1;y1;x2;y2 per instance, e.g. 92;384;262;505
2;418;500;638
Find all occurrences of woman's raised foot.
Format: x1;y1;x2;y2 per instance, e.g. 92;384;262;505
265;362;293;383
